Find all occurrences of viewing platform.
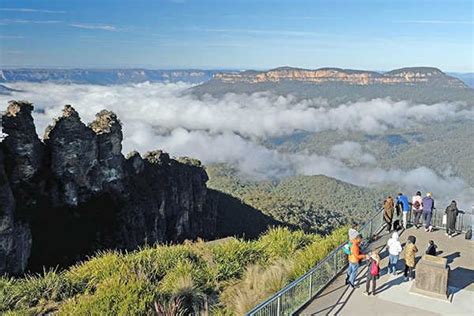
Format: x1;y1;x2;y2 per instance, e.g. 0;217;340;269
246;209;473;316
298;226;474;315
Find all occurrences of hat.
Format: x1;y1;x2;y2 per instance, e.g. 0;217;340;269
348;228;359;240
427;192;432;197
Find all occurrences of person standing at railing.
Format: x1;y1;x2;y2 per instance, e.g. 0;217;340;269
345;233;367;288
422;193;435;232
412;191;423;228
396;193;410;229
383;196;395;232
445;200;459;238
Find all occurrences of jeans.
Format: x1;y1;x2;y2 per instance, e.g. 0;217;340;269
366;274;377;294
423;211;432;229
347;262;359;285
414;211;422;226
388;254;399;274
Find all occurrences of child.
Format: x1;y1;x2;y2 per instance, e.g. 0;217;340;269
404;235;418;281
364;251;380;296
425;240;437;256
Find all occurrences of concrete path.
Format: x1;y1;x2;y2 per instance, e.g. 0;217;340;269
297;226;474;316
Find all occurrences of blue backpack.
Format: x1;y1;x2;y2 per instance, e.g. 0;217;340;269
343;242;352;255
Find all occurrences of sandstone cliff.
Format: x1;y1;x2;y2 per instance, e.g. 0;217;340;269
0;101;217;274
213;66;467;88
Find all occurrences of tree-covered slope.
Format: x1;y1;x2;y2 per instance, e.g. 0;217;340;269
207;164;386;234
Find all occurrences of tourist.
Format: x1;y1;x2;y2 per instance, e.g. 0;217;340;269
396;193;410;229
403;235;418;281
387;232;402;276
425;240;437;256
383;196;394;232
412;191;423;228
345;234;366;288
445;200;459;238
422;193;435;232
364;251;380;296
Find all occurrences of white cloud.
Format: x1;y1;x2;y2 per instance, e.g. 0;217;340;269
1;82;472;208
0;8;66;14
69;23;118;31
329;141;376;165
0;19;60;25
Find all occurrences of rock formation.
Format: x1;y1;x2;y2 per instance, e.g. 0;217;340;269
0;101;217;275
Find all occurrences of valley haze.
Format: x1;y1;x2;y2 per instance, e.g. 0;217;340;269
1;66;473;210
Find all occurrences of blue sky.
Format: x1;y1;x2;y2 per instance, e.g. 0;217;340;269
0;0;472;71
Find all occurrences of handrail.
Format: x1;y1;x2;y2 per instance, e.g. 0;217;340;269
246;207;385;316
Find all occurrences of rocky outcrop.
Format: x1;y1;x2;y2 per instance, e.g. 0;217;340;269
0;101;217;274
213;67;467;88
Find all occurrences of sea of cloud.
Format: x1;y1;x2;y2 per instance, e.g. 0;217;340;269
1;82;473;208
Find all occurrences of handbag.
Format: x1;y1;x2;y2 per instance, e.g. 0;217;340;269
442;214;447;225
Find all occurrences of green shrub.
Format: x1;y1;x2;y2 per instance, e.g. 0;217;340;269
2;226;350;315
58;275;156;316
259;227;319;260
65;250;124;292
211;239;265;281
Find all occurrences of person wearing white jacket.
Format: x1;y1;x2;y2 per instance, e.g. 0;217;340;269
386;232;402;276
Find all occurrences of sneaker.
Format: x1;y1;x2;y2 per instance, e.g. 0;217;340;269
363;291;370;296
350;282;355;289
449;235;453;238
345;276;349;285
404;277;408;282
392;272;397;276
446;233;449;236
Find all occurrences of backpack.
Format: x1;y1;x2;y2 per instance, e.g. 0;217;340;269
370;260;379;276
343;242;352;255
466;229;472;240
413;200;421;210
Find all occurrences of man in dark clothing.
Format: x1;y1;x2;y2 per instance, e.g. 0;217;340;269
426;240;437;256
445;201;459;237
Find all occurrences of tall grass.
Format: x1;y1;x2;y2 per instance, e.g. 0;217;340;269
1;226;348;315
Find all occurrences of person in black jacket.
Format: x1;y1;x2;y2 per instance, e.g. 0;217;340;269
425;240;437;256
445;201;459;238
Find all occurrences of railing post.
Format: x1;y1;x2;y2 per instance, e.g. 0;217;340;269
334;250;338;274
309;273;313;298
276;295;281;316
369;220;373;241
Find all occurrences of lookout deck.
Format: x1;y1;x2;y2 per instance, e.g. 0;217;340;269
297;226;474;316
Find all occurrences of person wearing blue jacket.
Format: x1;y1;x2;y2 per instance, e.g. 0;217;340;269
397;193;410;229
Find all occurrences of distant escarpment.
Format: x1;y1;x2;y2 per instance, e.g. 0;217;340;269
0;101;219;275
193;66;473;104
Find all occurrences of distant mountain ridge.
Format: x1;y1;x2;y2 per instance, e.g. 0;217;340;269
0;69;222;85
212;66;467;88
193;66;474;105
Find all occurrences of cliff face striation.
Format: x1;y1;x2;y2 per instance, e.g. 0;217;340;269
0;101;217;275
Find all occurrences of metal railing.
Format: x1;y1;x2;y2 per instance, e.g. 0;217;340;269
246;208;385;316
406;209;471;233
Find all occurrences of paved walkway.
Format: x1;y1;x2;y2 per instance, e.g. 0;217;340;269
297;226;474;316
